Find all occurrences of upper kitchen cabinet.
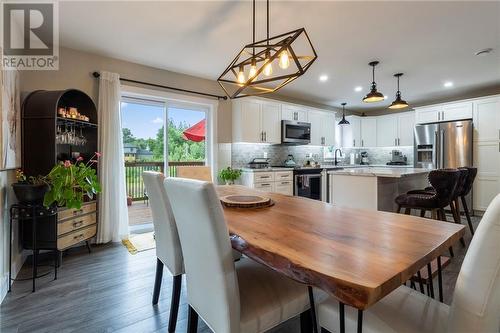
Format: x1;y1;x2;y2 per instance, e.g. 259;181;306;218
397;112;416;146
376;115;398;147
342;116;361;148
309;110;336;146
473;97;500;142
360;117;377;147
415;101;473;124
282;104;308;122
232;99;281;144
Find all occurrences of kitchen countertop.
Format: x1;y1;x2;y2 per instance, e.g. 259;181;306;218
241;164;418;173
327;167;431;178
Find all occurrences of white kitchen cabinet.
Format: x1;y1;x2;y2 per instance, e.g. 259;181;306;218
342;116;361;148
442;102;473;122
397;112;416;146
472;96;500;211
232;99;281;143
309;110;336;146
416;106;440;124
261;102;281;144
376;115;398;147
241;170;293;195
282;105;308;122
360;117;377;147
415;101;473;124
473;97;500;142
473;141;500;211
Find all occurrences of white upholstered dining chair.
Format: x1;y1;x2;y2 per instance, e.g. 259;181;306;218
142;171;183;333
318;193;500;333
164;177;313;333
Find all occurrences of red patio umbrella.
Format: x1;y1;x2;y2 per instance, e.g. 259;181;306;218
182;119;206;142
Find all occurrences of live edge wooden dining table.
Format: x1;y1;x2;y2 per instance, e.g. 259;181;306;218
216;185;466;333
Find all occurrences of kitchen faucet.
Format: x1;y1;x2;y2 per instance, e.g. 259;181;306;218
334;149;343;166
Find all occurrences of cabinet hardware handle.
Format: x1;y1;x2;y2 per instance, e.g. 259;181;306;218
281;175;288;177
353;139;356;147
264;131;267;142
362;139;364;147
261;183;271;186
73;221;84;228
398;138;400;146
281;182;289;185
395;138;397;146
73;233;84;240
260;176;270;178
73;209;84;215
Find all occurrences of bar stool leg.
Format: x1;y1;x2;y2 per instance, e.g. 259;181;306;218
437;256;443;303
420;209;426;217
404;207;411;215
416;271;425;294
451;200;466;247
339;302;345;333
426;263;434;299
461;196;475;235
308;286;319;333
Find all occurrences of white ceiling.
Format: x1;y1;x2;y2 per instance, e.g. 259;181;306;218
58;1;500;112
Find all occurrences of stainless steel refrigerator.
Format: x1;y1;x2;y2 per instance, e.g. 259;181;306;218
414;119;473;210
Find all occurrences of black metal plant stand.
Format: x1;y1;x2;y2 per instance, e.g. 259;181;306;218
8;203;59;293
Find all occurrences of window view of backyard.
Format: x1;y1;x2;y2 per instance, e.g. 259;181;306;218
121;99;207;227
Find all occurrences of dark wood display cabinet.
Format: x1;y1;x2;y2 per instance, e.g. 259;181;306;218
21;89;99;253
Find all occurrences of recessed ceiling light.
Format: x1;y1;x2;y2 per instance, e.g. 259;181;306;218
354;86;363;92
319;75;328;82
444;81;454;88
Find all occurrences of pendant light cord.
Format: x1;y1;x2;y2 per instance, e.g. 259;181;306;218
372;65;375;85
252;0;255;55
267;0;269;45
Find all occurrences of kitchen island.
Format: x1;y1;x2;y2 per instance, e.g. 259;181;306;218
328;167;431;212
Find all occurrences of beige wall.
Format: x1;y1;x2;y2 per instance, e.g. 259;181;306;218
20;47;235;142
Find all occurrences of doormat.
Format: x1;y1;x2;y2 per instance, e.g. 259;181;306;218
122;232;155;254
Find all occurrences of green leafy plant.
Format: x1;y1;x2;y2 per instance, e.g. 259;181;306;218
43;153;102;209
15;169;46;185
218;167;242;185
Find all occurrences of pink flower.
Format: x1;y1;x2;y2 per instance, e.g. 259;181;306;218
64;160;72;168
90;159;99;163
95;152;102;158
76;156;84;162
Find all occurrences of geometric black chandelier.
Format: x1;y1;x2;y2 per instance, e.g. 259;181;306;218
218;0;318;99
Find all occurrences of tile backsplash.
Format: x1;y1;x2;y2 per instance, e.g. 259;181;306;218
231;144;414;168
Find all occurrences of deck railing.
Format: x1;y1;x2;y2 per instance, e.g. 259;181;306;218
125;161;205;201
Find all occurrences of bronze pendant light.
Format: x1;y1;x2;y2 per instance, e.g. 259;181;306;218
218;0;318;99
362;61;385;103
388;73;409;109
338;103;350;126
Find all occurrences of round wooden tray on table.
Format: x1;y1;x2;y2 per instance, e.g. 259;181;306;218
220;195;274;209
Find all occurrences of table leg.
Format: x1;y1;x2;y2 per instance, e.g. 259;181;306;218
357;310;363;333
437;256;443;302
427;263;434;298
339;302;345;333
32;207;37;293
308;286;318;333
54;250;58;280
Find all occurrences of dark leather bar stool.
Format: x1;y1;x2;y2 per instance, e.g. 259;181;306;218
395;169;460;220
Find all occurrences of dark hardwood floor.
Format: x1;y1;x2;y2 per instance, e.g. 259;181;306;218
0;215;480;333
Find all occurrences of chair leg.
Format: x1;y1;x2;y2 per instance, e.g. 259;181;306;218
152;258;164;305
308;286;318;333
168;275;182;333
450;202;466;247
420;209;426;217
404;207;411;215
300;310;313;333
461;196;475;235
431;209;438;220
396;205;401;213
187;305;199;333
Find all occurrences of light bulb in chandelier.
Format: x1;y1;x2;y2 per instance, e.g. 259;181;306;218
264;51;273;76
249;59;257;78
237;65;246;84
279;49;290;69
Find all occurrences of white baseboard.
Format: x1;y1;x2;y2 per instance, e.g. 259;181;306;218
0;250;26;304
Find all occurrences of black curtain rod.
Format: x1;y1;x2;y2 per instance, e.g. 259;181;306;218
92;72;227;100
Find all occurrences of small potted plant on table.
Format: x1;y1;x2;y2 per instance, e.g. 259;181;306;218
218;167;242;185
12;170;50;204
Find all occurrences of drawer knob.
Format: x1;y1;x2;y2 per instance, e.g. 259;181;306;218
73;220;84;228
73;209;84;215
73;233;85;240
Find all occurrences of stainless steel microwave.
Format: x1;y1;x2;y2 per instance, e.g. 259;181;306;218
281;120;311;144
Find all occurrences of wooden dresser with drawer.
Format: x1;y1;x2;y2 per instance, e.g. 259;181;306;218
57;201;97;250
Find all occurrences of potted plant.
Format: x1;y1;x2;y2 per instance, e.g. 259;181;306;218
43;153;102;209
12;169;50;204
218;167;242;185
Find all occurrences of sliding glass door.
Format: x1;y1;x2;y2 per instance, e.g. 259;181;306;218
120;96;211;229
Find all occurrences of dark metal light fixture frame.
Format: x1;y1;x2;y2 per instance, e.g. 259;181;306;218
389;73;409;109
217;0;318;99
338;103;350;126
363;61;385;103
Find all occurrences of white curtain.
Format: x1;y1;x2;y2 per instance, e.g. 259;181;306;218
97;71;129;243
